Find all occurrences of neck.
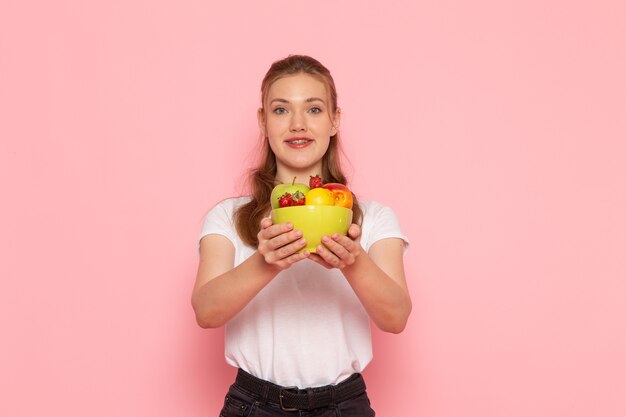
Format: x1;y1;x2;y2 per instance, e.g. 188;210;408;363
275;164;323;186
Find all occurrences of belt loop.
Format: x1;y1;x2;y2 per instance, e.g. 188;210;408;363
329;384;336;405
261;383;269;403
306;388;314;410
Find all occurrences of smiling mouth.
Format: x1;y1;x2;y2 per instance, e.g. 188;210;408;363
285;138;313;145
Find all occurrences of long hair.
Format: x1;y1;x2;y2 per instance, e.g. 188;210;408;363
235;55;362;247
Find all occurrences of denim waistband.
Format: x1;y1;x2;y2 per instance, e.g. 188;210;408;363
234;369;367;411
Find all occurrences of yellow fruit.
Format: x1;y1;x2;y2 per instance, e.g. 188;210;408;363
305;187;335;206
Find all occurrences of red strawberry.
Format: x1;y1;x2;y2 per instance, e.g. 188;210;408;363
292;190;306;206
309;175;324;189
278;193;293;208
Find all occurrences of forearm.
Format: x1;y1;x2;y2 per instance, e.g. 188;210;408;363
342;252;412;333
192;251;279;328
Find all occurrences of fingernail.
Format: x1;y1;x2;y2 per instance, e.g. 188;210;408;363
286;223;293;229
322;236;330;243
295;230;302;237
332;233;340;239
299;239;306;245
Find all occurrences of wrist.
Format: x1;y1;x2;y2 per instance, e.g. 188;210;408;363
341;246;367;275
251;251;282;279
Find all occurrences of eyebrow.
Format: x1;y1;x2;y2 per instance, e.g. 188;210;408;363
269;97;326;105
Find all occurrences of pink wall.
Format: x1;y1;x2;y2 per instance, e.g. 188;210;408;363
2;1;625;416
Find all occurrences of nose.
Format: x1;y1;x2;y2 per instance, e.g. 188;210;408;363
289;112;306;132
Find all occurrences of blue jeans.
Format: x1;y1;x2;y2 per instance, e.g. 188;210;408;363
219;380;376;417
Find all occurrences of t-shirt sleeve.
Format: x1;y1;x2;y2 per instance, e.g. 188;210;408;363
199;200;238;247
363;202;409;253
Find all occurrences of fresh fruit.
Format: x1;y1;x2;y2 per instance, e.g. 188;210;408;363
277;190;307;207
278;193;293;208
292;191;306;206
309;175;324;189
304;187;335;206
322;183;354;209
271;178;355;253
271;177;310;209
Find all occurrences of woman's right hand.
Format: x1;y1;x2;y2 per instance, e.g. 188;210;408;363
257;217;310;270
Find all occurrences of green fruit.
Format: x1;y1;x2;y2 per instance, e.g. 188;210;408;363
271;177;311;209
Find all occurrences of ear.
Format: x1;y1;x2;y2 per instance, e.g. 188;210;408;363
331;107;341;136
257;108;266;136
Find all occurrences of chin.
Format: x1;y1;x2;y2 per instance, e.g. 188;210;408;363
278;155;323;171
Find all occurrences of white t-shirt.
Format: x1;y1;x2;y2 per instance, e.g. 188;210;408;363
199;197;408;388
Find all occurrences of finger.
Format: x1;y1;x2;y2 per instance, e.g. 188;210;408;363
282;249;311;266
267;229;303;251
348;224;361;239
260;217;273;230
260;222;294;240
324;235;352;259
307;253;333;269
333;233;362;262
274;237;308;260
262;236;306;265
332;233;354;247
316;241;342;267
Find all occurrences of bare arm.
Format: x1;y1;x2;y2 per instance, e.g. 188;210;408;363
191;218;310;328
309;225;412;333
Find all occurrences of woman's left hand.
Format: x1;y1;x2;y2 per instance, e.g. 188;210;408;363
308;223;362;269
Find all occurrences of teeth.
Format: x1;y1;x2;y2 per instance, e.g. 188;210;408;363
289;140;310;144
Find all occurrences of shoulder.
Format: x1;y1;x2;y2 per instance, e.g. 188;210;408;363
359;199;397;222
358;199;409;252
199;196;252;241
203;196;253;222
210;196;253;215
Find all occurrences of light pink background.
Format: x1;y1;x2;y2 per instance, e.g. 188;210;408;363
1;1;625;416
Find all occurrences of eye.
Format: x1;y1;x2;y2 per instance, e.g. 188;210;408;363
273;107;287;114
308;107;322;114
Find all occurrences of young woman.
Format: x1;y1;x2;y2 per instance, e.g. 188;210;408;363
192;55;411;416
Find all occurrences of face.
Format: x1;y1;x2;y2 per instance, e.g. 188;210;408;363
259;73;340;183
